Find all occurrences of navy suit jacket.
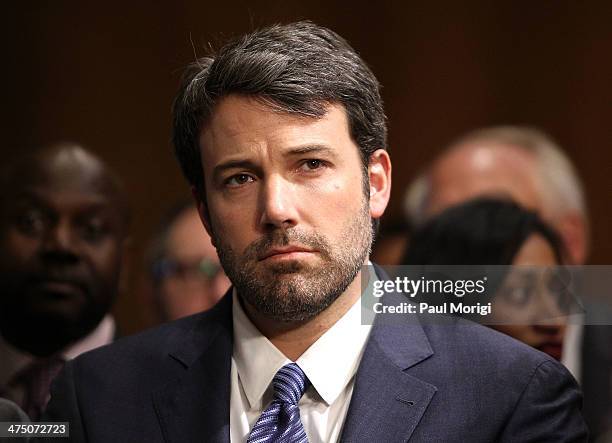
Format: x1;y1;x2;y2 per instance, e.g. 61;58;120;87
42;281;587;442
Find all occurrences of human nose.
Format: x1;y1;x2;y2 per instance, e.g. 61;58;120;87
259;174;299;230
41;220;79;259
532;277;567;325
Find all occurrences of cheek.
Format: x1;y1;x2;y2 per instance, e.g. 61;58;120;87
85;242;123;280
491;299;527;318
208;200;255;251
0;230;40;266
300;171;365;219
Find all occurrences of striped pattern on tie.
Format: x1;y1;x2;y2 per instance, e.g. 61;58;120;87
247;363;310;443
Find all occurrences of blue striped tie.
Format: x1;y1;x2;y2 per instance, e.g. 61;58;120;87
247;363;310;443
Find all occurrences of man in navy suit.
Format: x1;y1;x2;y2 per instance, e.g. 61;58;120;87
43;21;587;442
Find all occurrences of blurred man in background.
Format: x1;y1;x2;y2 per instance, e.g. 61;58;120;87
406;126;587;263
0;143;129;420
404;125;611;440
147;201;229;322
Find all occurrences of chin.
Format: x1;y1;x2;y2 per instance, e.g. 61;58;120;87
25;298;89;322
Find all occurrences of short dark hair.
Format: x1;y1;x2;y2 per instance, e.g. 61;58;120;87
403;197;565;267
172;21;387;194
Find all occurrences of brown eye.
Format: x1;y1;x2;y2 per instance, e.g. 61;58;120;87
503;286;531;306
80;218;109;243
306;160;321;169
226;174;254;187
300;159;325;171
15;209;47;236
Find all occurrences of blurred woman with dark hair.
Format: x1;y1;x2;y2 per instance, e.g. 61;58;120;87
403;197;571;360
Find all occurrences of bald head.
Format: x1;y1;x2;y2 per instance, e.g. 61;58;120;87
427;141;543;217
1;143;129;227
406;127;588;264
0;143;129;356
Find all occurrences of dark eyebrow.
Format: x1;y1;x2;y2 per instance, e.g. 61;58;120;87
285;144;336;157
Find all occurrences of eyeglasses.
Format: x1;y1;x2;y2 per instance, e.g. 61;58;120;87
496;267;580;313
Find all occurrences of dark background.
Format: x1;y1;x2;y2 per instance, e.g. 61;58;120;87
3;1;611;334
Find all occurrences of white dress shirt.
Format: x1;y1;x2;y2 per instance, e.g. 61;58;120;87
229;287;373;443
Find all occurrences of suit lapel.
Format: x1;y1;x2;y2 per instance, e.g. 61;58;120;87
341;275;437;443
150;270;438;442
152;293;233;443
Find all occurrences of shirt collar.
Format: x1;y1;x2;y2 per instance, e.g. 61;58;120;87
232;290;289;409
296;289;372;405
62;315;115;360
232;266;375;408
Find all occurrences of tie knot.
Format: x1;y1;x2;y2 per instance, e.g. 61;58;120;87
272;363;309;405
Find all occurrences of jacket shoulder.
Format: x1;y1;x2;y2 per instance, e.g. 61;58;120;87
418;316;576;394
71;299;230;379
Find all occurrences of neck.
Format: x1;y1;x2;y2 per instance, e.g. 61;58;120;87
243;271;364;361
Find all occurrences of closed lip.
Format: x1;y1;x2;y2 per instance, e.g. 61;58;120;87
259;246;317;261
32;278;87;297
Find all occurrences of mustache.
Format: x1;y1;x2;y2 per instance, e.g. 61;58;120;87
243;229;332;261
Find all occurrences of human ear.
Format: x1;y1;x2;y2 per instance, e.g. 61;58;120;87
368;149;392;219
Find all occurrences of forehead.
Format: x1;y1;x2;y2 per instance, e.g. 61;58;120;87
4;150;120;214
513;234;558;266
13;188;115;215
166;207;216;259
428;142;542;215
199;95;355;166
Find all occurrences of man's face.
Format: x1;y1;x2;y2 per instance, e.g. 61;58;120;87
158;206;230;320
198;96;374;322
0;150;126;355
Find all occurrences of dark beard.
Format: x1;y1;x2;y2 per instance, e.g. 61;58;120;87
213;201;372;322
